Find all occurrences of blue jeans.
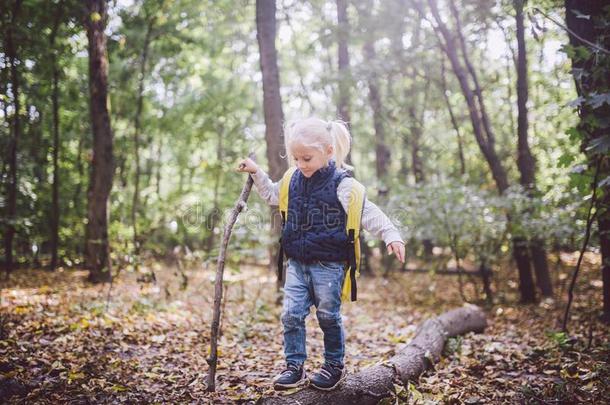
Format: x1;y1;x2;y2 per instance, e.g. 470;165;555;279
281;258;346;367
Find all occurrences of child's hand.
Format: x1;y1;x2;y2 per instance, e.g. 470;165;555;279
236;157;258;174
387;241;405;263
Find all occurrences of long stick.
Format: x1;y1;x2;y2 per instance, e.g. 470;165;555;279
562;156;601;332
206;154;255;392
532;7;610;55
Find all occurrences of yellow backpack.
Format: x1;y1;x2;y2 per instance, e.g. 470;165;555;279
276;167;366;302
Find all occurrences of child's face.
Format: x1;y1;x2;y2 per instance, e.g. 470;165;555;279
291;142;333;178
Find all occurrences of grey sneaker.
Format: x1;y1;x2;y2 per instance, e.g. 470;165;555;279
272;363;308;390
309;362;346;391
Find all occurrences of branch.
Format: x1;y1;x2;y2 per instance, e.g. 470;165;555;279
562;156;602;332
206;153;256;392
532;7;610;55
260;305;487;405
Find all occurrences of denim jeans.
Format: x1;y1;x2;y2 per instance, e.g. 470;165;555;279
281;258;346;367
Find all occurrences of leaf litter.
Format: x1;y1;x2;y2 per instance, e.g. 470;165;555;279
0;251;608;404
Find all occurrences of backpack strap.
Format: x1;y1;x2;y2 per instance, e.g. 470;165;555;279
277;167;298;281
341;179;366;302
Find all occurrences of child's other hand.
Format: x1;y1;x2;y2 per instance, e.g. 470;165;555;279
236;157;258;174
387;241;405;263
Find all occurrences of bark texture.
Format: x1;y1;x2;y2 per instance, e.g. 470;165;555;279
256;0;286;182
49;4;63;270
207;166;255;392
423;0;537;302
514;0;553;297
564;0;610;322
256;0;288;278
336;0;351;125
131;17;155;273
3;0;22;278
85;0;115;283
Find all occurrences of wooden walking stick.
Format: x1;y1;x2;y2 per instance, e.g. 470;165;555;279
206;152;255;392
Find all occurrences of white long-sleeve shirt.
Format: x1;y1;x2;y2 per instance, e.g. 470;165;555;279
251;168;405;246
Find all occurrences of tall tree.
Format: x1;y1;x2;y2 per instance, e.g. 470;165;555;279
3;0;22;278
440;58;466;176
49;3;64;271
390;11;434;256
335;0;375;274
336;0;355;166
514;0;553;297
564;0;610;322
364;41;390;182
131;12;156;273
357;2;390;184
256;0;287;276
421;0;537;302
336;0;351;126
405;23;428;186
358;1;393;274
85;0;114;283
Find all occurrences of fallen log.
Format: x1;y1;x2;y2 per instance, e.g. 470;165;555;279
259;304;487;405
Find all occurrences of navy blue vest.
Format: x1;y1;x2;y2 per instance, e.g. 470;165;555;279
281;160;351;263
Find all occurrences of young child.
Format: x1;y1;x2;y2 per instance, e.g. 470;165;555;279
237;117;405;391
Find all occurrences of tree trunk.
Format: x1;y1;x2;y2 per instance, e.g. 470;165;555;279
447;0;498;169
362;32;392;268
73;132;84;217
354;0;389;182
480;263;494;305
336;0;351;126
408;103;425;184
261;305;487;405
155;136;162;199
363;40;390;182
336;0;353;167
600;189;610;322
564;0;610;322
85;0;115;283
131;17;154;272
440;58;466;176
424;0;537;303
426;0;508;191
49;4;63;271
404;22;427;186
256;0;288;280
1;66;8;181
496;18;517;144
512;235;536;303
256;0;286;182
3;0;22;278
514;0;553;297
408;98;433;257
407;73;433;255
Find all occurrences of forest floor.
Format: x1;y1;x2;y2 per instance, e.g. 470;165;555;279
0;251;608;404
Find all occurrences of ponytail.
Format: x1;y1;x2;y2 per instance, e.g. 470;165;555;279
283;117;355;172
283;119;298;168
328;120;354;171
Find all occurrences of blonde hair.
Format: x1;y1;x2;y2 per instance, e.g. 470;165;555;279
283;117;354;171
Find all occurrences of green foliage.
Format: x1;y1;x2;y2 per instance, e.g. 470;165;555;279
390;181;507;266
545;330;571;349
0;0;594;271
386;179;585;269
562;6;610;162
